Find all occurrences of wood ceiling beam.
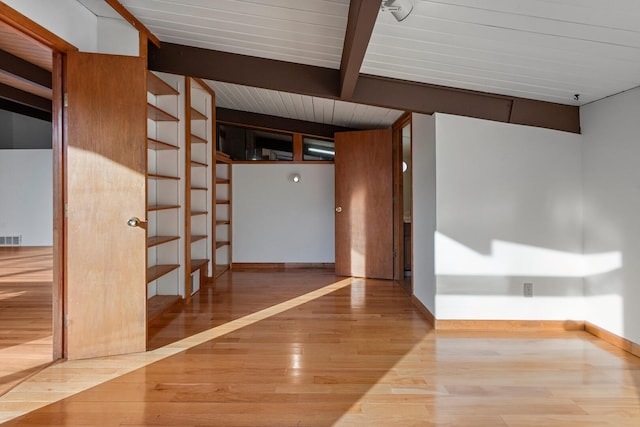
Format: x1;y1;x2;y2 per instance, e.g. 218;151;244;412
339;0;381;99
0;49;51;90
0;82;51;112
149;42;580;133
0;97;51;121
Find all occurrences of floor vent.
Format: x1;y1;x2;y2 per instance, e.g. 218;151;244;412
0;235;22;246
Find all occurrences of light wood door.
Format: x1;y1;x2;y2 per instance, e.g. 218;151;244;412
65;52;147;359
334;129;393;279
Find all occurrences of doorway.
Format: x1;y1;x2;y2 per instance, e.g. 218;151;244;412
393;114;412;294
0;11;63;394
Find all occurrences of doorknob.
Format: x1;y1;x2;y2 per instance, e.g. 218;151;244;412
335;206;343;213
127;217;146;228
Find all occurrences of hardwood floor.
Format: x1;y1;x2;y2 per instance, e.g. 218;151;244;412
2;270;640;425
0;247;53;398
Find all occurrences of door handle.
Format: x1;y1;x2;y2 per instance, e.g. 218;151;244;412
127;217;147;228
335;206;342;213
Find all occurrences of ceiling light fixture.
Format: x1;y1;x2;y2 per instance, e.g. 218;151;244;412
381;0;414;22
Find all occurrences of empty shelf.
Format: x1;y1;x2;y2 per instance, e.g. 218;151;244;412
214;264;230;278
148;137;178;151
191;134;207;144
190;258;209;273
191;235;207;243
148;235;179;247
147;72;179;96
149;173;180;180
191;160;208;167
148;204;180;211
191;210;208;216
147;264;179;283
191;107;207;121
216;241;230;249
216;199;230;204
148;295;181;324
147;104;178;122
216;178;230;184
216;220;231;225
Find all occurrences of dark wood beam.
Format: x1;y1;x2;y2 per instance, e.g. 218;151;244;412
217;108;357;137
149;42;339;98
0;49;51;89
339;0;381;99
0;82;51;112
0;97;51;121
149;42;580;133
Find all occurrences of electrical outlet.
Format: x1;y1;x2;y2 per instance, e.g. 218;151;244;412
523;283;533;298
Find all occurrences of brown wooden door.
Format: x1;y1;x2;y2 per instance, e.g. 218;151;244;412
65;52;147;359
334;129;393;279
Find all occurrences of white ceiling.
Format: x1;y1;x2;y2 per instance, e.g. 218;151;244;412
116;0;640;121
208;80;404;128
364;0;640;105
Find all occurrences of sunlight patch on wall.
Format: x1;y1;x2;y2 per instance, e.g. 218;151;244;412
435;232;621;278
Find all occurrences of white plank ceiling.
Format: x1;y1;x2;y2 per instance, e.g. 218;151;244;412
366;0;640;105
115;0;640;118
208;80;404;129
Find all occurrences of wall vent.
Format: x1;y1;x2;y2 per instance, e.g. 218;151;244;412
0;235;22;246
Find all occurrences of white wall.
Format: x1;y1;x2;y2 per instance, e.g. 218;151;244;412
411;113;437;315
232;164;335;263
581;86;640;344
3;0;139;55
3;0;98;52
0;111;52;149
434;114;585;320
0;150;53;246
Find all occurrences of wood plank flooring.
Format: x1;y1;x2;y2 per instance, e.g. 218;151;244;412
2;270;640;425
0;247;53;397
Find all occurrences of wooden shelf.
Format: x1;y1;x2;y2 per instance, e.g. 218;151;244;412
148;204;180;211
191;134;208;144
215;153;232;163
148;137;178;151
216;241;230;249
191;186;208;191
148;173;180;180
190;258;209;273
191;160;208;167
190;107;207;121
216;178;230;184
216;199;230;204
191;210;208;216
147;264;179;283
147;72;179;96
216;220;231;225
191;235;207;243
147;104;179;122
148;235;179;247
147;295;181;324
214;264;230;278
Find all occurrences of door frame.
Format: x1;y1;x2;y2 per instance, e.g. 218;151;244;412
392;113;412;283
0;3;78;359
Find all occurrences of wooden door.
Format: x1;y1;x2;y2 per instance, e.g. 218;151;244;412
334;129;393;279
65;52;147;359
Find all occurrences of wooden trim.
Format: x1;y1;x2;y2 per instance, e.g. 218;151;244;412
0;3;77;52
232;262;335;272
184;77;193;302
435;319;585;331
392;113;411;282
104;0;160;47
193;77;216;97
293;133;303;162
150;43;580;134
52;51;64;360
232;160;333;165
217;108;355;139
339;0;381;99
410;295;435;327
585;322;640;358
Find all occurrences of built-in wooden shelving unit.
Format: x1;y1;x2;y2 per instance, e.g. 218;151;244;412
214;151;232;278
146;71;185;331
184;77;215;300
